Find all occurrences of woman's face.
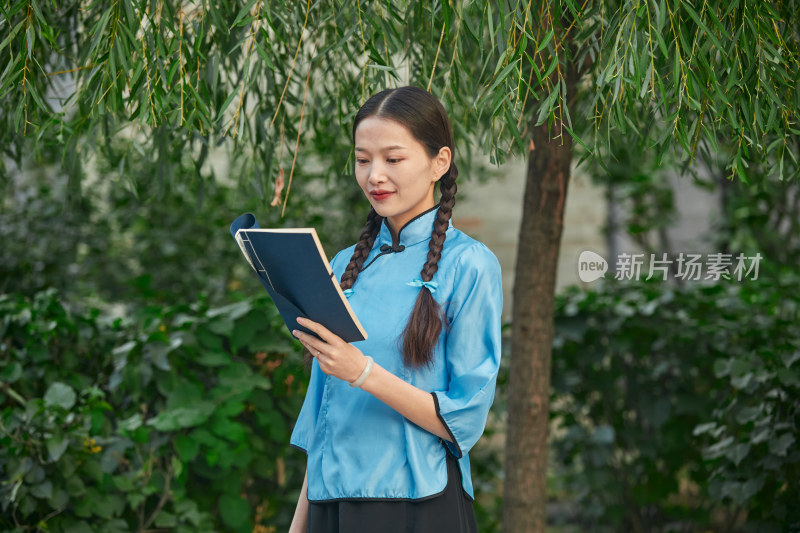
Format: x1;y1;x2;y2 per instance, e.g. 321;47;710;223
354;116;451;234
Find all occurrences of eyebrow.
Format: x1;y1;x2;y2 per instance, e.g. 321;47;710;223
355;145;407;152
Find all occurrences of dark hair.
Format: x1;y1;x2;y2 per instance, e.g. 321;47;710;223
341;86;458;368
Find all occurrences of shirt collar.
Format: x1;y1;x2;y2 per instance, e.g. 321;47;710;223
378;205;440;249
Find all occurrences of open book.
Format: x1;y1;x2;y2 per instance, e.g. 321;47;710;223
229;213;367;343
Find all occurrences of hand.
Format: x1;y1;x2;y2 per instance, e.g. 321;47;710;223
293;317;368;383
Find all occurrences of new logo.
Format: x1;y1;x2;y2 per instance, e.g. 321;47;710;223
578;250;608;282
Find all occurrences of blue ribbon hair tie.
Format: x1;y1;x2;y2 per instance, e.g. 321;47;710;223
407;279;438;293
342;288;354;299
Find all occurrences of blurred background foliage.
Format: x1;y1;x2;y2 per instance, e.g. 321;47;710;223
0;145;366;305
1;290;309;533
551;272;800;533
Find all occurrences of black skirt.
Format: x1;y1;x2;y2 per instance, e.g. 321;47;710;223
307;452;478;533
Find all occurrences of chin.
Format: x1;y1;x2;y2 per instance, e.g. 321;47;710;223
373;209;395;220
368;203;393;218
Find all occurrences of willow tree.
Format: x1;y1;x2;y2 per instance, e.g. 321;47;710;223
2;1;798;531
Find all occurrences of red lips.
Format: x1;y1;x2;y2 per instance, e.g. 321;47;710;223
370;190;395;201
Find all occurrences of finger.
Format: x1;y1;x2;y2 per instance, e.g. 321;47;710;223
301;342;320;358
296;317;339;344
293;330;327;353
299;340;324;359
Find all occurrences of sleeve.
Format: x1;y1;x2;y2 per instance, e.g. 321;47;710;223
432;243;503;458
289;248;350;453
289;357;324;454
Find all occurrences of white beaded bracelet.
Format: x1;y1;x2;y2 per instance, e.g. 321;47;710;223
349;356;374;388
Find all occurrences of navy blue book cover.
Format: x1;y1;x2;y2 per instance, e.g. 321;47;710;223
230;213;367;343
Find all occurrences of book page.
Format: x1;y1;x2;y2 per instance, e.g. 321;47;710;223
234;230;257;271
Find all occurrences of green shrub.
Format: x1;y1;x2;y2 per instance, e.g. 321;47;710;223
694;276;800;532
550;274;800;532
0;289;307;532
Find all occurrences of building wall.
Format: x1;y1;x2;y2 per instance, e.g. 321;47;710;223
455;156;719;321
455;157;607;320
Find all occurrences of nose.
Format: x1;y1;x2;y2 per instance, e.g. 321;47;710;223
368;162;387;185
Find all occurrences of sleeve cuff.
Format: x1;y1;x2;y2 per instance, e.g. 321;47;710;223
289;442;308;455
431;392;463;459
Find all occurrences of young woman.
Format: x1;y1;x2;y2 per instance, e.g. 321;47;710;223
288;86;502;533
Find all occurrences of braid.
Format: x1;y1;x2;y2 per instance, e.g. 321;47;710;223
340;207;383;290
402;163;459;368
421;165;458;282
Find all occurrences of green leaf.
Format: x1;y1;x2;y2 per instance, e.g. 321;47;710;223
145;342;171;370
63;520;93;533
217;400;246;417
30;479;53;500
207;300;253;320
174;434;200;461
112;340;137;357
216;90;239;122
720;479;755;504
155;511;178;528
195;351;231;367
712;358;730;377
65;475;86;497
207;317;234;336
231;0;258;28
536;28;553;53
781;351;800;368
118;413;143;432
219;493;250;528
26;26;34;59
0;20;25;54
166;380;203;410
46;435;69;462
44;382;77;410
0;361;22;383
535;88;558;126
211;415;247;443
197;328;223;351
175;499;204;526
692;422;718;437
769;433;795;456
146;401;215;431
49;487;69;509
729;442;750;466
735;406;762;424
112;475;135;492
172;456;183;478
127;492;146;509
101;439;131;473
98;518;128;533
218;362;271;393
704;436;734;459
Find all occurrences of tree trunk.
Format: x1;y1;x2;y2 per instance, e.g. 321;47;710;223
503;61;578;532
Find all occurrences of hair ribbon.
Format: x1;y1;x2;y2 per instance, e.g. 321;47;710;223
343;288;354;299
407;279;438;293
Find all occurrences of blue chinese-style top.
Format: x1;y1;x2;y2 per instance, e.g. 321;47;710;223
289;205;503;501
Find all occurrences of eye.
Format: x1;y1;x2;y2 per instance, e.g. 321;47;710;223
356;158;369;165
387;158;402;164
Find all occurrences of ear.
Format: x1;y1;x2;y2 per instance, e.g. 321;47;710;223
431;146;452;182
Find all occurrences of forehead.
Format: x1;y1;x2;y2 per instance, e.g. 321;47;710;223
354;116;420;152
